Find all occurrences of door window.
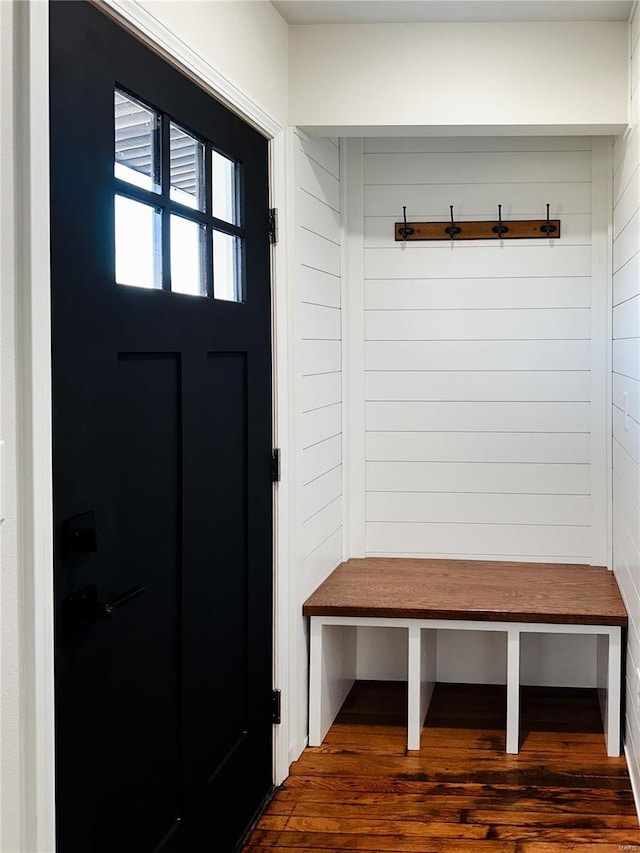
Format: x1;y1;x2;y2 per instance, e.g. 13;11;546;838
169;122;205;211
114;90;160;192
114;88;244;301
114;196;162;289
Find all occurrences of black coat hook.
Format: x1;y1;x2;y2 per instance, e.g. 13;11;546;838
444;205;461;238
399;206;415;239
492;204;509;237
540;203;557;235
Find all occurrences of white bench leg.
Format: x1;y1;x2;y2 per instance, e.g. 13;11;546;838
309;618;357;747
309;617;323;746
407;626;436;751
407;625;421;750
506;628;520;754
605;627;622;757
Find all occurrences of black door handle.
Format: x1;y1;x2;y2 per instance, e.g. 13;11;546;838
62;584;146;635
98;586;146;616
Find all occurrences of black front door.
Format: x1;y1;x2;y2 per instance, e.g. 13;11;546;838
50;4;273;851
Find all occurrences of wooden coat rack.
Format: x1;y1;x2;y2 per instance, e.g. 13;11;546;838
395;204;561;242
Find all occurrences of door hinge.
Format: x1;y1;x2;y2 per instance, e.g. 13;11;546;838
268;208;278;244
271;448;281;483
272;689;281;725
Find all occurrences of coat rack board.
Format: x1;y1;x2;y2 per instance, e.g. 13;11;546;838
395;205;561;242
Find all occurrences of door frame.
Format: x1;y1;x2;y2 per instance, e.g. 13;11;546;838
16;2;291;849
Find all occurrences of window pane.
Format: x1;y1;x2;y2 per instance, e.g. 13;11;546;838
114;90;160;192
171;215;205;296
170;124;204;211
212;151;238;224
213;231;242;302
115;196;161;289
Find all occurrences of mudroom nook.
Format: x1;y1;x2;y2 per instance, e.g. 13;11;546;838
259;114;639;848
286;126;619;746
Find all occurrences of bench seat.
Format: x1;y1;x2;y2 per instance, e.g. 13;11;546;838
303;558;627;756
303;558;627;625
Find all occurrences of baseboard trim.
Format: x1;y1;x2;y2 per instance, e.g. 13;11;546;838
625;741;640;825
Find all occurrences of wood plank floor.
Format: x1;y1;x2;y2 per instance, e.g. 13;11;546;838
242;681;640;852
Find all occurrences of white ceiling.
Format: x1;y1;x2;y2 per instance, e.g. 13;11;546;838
272;0;633;25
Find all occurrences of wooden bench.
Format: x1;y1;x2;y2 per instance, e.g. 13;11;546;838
303;558;627;756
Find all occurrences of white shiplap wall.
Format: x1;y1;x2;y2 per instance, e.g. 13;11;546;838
291;131;343;758
612;7;640;801
352;135;609;685
362;137;603;563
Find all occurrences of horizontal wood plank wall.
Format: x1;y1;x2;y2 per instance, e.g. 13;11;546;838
362;136;596;563
293;130;343;759
355;136;607;688
612;7;640;805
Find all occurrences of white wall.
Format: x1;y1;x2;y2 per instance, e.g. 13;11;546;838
136;0;288;128
612;6;640;800
289;131;344;759
290;22;628;136
1;3;22;850
347;135;610;687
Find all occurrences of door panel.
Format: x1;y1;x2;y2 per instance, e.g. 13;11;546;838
50;3;273;851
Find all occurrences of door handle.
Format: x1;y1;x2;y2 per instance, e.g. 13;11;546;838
98;586;146;616
62;584;146;635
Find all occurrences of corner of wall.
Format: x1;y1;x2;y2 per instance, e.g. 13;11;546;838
288;128;345;762
612;0;640;813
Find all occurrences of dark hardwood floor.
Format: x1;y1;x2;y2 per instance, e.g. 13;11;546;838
242;681;640;852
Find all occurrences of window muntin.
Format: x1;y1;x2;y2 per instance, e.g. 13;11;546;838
113;89;245;300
